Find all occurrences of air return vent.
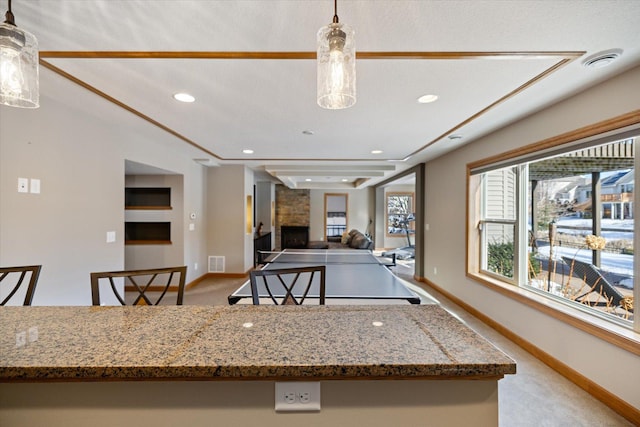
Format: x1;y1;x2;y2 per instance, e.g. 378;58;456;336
208;256;225;273
583;49;622;69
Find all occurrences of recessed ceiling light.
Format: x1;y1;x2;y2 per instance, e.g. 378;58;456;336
242;149;254;154
583;49;623;69
417;94;438;104
305;178;312;182
173;93;195;103
371;150;383;154
341;178;349;182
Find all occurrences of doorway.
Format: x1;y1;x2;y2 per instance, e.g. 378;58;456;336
324;193;348;242
374;164;424;279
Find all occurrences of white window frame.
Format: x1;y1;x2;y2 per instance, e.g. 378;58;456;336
478;166;521;284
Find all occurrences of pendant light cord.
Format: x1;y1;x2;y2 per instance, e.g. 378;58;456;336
332;0;339;23
5;0;16;26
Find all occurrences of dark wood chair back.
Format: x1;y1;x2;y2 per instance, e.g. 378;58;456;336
0;265;41;306
249;265;326;305
90;266;187;306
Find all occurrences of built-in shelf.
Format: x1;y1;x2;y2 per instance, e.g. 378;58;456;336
125;206;172;210
125;222;171;245
125;187;171;210
125;240;172;245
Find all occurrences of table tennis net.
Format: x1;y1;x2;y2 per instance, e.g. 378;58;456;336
256;250;395;265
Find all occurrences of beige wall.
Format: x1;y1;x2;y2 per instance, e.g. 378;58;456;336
255;181;276;249
423;65;640;409
0;68;208;305
0;380;499;427
244;166;255;270
206;165;255;274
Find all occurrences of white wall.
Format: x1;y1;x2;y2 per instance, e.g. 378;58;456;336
0;67;207;305
309;188;373;242
423;65;640;409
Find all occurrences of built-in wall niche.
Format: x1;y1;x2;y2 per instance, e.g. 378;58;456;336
125;222;171;245
125;187;171;210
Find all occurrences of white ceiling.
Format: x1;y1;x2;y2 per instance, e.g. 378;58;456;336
15;0;640;189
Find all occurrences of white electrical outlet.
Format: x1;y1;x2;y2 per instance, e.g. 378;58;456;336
194;262;198;271
299;392;311;403
275;382;321;412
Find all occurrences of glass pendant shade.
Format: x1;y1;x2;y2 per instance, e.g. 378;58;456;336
0;21;39;108
317;22;355;109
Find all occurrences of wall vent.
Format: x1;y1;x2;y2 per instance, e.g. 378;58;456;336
208;256;225;273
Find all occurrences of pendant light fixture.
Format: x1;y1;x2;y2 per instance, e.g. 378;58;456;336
317;0;355;110
0;0;39;108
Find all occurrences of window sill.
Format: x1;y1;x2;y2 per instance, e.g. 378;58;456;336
467;272;640;356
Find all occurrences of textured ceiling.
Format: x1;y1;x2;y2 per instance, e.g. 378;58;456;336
13;0;640;188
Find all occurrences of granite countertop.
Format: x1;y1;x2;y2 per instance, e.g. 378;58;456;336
0;305;516;382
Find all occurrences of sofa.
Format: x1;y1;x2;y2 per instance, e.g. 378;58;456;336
338;229;374;250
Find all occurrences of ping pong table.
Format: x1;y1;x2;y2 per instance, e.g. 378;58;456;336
228;249;422;305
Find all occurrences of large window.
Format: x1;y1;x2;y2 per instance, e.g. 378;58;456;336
472;136;636;329
386;192;415;236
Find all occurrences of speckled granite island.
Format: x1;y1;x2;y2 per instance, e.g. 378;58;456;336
1;305;515;426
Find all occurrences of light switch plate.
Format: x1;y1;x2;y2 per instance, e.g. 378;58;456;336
30;178;40;194
106;231;116;243
18;178;28;193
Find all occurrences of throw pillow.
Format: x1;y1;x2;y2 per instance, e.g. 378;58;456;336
341;231;350;245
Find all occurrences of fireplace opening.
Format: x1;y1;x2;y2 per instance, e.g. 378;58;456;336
281;226;309;249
